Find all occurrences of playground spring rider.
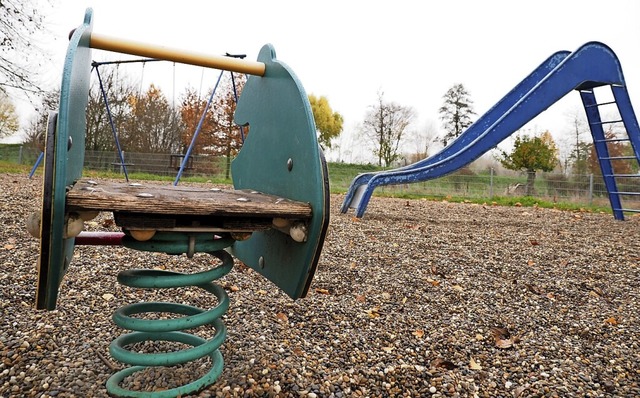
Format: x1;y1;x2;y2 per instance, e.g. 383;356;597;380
30;8;329;397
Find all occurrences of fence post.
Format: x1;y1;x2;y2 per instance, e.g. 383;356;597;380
489;168;494;198
588;173;594;206
18;145;23;164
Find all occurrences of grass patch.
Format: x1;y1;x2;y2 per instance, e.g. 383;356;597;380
378;191;612;215
0;161;31;174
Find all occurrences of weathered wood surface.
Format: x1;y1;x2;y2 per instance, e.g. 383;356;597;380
66;179;312;218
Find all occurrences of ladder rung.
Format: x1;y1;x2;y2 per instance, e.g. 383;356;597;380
614;208;640;213
600;156;637;160
585;100;617;108
611;191;640;196
606;174;640;178
590;119;624;126
594;137;630;143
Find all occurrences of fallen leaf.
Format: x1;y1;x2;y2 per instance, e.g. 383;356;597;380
102;293;114;301
3;244;15;250
491;327;519;349
355;294;366;303
257;289;268;295
527;260;536;266
276;312;288;322
315;288;330;295
451;284;464;292
513;386;527;398
401;297;408;304
381;346;395;353
412;329;424;338
430;263;438;275
469;357;482;370
529;239;539;246
382;292;391;300
366;306;381;318
604;317;618;325
525;283;544;295
426;277;440;287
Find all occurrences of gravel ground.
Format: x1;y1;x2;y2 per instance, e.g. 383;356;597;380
1;172;639;398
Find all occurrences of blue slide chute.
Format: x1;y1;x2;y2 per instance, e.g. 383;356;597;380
341;42;640;220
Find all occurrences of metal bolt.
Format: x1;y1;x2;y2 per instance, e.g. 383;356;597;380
259;256;265;269
67;137;73;150
136;193;154;198
237;197;250;202
287;158;293;171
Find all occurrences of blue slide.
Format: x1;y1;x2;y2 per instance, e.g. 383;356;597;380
341;42;640;219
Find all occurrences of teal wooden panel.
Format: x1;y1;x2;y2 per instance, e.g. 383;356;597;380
230;44;329;299
36;8;93;309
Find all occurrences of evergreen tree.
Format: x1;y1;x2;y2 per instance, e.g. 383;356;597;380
438;83;476;147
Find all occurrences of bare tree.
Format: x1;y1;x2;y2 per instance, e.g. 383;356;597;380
123;84;181;153
85;66;138;151
209;73;247;179
564;109;590;175
363;91;415;167
21;89;59;149
0;1;52;95
407;119;439;162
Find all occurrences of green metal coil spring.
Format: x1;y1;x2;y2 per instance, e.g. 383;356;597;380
105;232;234;398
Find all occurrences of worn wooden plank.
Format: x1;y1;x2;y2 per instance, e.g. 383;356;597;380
66;179;312;218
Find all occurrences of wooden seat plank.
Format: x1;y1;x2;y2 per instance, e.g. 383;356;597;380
66;179;312;219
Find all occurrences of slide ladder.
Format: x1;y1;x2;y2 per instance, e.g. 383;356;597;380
580;83;640;220
341;41;640;220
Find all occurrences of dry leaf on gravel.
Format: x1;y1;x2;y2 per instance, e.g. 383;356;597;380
469;357;482;370
491;327;520;349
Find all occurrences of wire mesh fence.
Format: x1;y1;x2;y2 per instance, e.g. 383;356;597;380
3;145;639;210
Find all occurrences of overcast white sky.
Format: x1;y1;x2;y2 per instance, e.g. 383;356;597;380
6;0;640;163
